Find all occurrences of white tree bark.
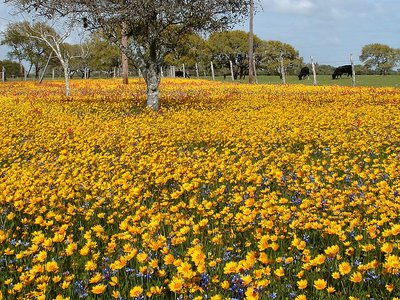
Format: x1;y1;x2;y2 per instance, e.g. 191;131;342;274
311;56;317;85
62;62;71;97
143;63;161;110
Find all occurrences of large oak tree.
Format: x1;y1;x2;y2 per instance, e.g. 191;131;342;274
360;43;399;75
6;0;250;110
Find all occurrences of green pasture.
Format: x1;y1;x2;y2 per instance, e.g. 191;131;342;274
214;74;400;88
5;74;400;88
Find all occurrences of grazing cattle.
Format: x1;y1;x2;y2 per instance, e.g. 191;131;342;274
298;66;310;80
175;70;190;78
332;65;352;79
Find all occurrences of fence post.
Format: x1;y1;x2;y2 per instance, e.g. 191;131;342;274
195;63;199;78
350;54;356;87
161;66;164;77
229;60;235;81
280;51;286;84
253;58;258;84
182;64;186;77
1;66;5;82
210;61;215;80
310;56;317;85
24;68;27;81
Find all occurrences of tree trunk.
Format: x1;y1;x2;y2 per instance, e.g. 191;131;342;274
121;21;129;85
62;63;71;97
143;62;161;110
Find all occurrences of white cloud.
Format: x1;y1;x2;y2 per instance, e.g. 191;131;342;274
262;0;316;15
261;0;382;20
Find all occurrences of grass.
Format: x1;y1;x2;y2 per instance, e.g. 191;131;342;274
6;74;400;88
207;74;400;88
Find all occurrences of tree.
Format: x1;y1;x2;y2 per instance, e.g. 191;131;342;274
1;21;52;78
6;0;250;110
207;30;261;79
0;59;24;78
85;31;121;75
164;32;207;72
360;43;399;75
256;40;302;76
18;20;87;96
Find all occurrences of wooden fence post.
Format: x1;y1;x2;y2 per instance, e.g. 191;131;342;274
210;61;215;80
253;58;258;84
280;51;286;84
195;63;199;78
229;60;235;81
182;64;186;77
350;54;356;87
311;56;317;85
1;66;5;82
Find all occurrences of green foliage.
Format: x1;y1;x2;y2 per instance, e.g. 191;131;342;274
359;43;399;75
0;59;24;78
164;33;207;68
85;31;120;71
256;40;303;75
1;21;54;78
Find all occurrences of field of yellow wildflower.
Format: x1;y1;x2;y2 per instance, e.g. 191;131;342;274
0;78;400;300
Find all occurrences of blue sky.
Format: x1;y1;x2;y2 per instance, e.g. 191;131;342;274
1;0;399;67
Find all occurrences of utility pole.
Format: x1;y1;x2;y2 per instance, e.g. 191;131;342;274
248;0;255;84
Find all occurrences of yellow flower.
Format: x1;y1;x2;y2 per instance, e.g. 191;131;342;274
339;261;352;275
110;258;127;270
221;280;230;290
313;278;327;290
168;277;184;293
61;281;71;289
177;261;195;279
295;295;307;300
129;286;143;297
45;261;59;273
65;243;77;256
110;276;118;287
37;250;47;262
324;245;339;258
297;279;308;289
89;272;103;284
332;272;341;279
85;260;97;271
245;287;259;300
327;286;336;293
164;253;175;265
136;252;148;263
349;271;362;283
91;284;106;295
224;261;237;274
112;290;121;299
386;283;394;292
274;267;285;277
381;242;394;254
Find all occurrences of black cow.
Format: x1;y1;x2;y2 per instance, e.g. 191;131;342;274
175;70;190;78
332;65;352;79
298;66;310;80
